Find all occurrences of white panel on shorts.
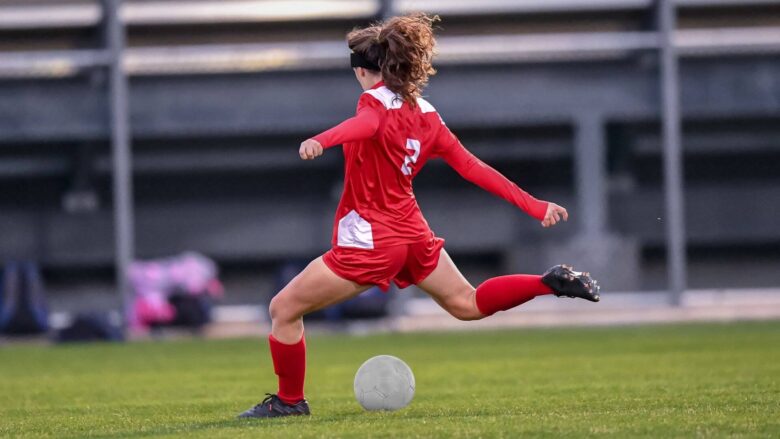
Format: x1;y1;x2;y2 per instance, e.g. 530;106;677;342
337;210;374;249
365;86;403;110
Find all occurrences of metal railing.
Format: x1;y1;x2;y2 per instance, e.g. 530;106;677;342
3;26;780;78
0;0;379;30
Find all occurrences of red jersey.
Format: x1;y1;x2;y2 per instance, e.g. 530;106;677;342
313;81;548;250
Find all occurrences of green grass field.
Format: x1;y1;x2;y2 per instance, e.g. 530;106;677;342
1;321;779;438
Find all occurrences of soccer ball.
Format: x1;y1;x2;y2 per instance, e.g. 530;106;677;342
353;355;415;411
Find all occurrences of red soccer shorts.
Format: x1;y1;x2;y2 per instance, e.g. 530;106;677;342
323;235;445;291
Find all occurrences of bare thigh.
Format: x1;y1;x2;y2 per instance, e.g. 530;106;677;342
270;256;371;342
416;249;484;321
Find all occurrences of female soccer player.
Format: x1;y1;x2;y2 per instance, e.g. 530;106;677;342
239;13;600;418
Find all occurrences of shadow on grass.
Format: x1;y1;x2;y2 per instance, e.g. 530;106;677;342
79;407;509;439
83;411;371;439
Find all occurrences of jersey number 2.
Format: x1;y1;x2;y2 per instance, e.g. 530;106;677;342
401;138;421;176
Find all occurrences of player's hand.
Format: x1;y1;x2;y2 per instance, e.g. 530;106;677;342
299;139;323;160
541;202;568;228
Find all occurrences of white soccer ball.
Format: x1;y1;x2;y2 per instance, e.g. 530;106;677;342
353;355;415;411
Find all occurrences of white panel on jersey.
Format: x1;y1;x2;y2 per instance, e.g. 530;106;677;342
337;210;374;249
364;86;403;110
416;97;436;113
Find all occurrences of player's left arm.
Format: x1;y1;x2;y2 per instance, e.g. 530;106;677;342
435;123;567;228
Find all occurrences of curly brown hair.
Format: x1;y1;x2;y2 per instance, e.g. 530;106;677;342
347;13;439;106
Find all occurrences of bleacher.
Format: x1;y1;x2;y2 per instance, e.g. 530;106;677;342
1;0;779;300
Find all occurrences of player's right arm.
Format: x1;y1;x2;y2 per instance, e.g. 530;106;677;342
300;95;383;160
434;121;568;228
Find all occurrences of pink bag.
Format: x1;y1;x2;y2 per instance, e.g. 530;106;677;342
129;252;224;330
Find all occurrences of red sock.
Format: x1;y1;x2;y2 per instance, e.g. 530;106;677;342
268;333;306;404
475;275;554;316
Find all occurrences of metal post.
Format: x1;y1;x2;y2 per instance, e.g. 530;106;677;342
104;0;135;325
658;0;686;305
574;115;607;239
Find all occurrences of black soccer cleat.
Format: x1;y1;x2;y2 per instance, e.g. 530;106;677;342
542;264;600;302
237;394;311;419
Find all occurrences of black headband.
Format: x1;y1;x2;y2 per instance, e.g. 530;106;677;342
350;51;380;71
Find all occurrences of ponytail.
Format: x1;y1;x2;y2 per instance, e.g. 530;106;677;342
347;13;439;106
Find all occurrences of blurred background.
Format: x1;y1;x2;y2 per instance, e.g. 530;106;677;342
1;0;779;340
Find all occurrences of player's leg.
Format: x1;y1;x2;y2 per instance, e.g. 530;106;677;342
239;256;370;418
269;256;370;344
413;249;480;320
417;249;600;320
416;249;555;320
